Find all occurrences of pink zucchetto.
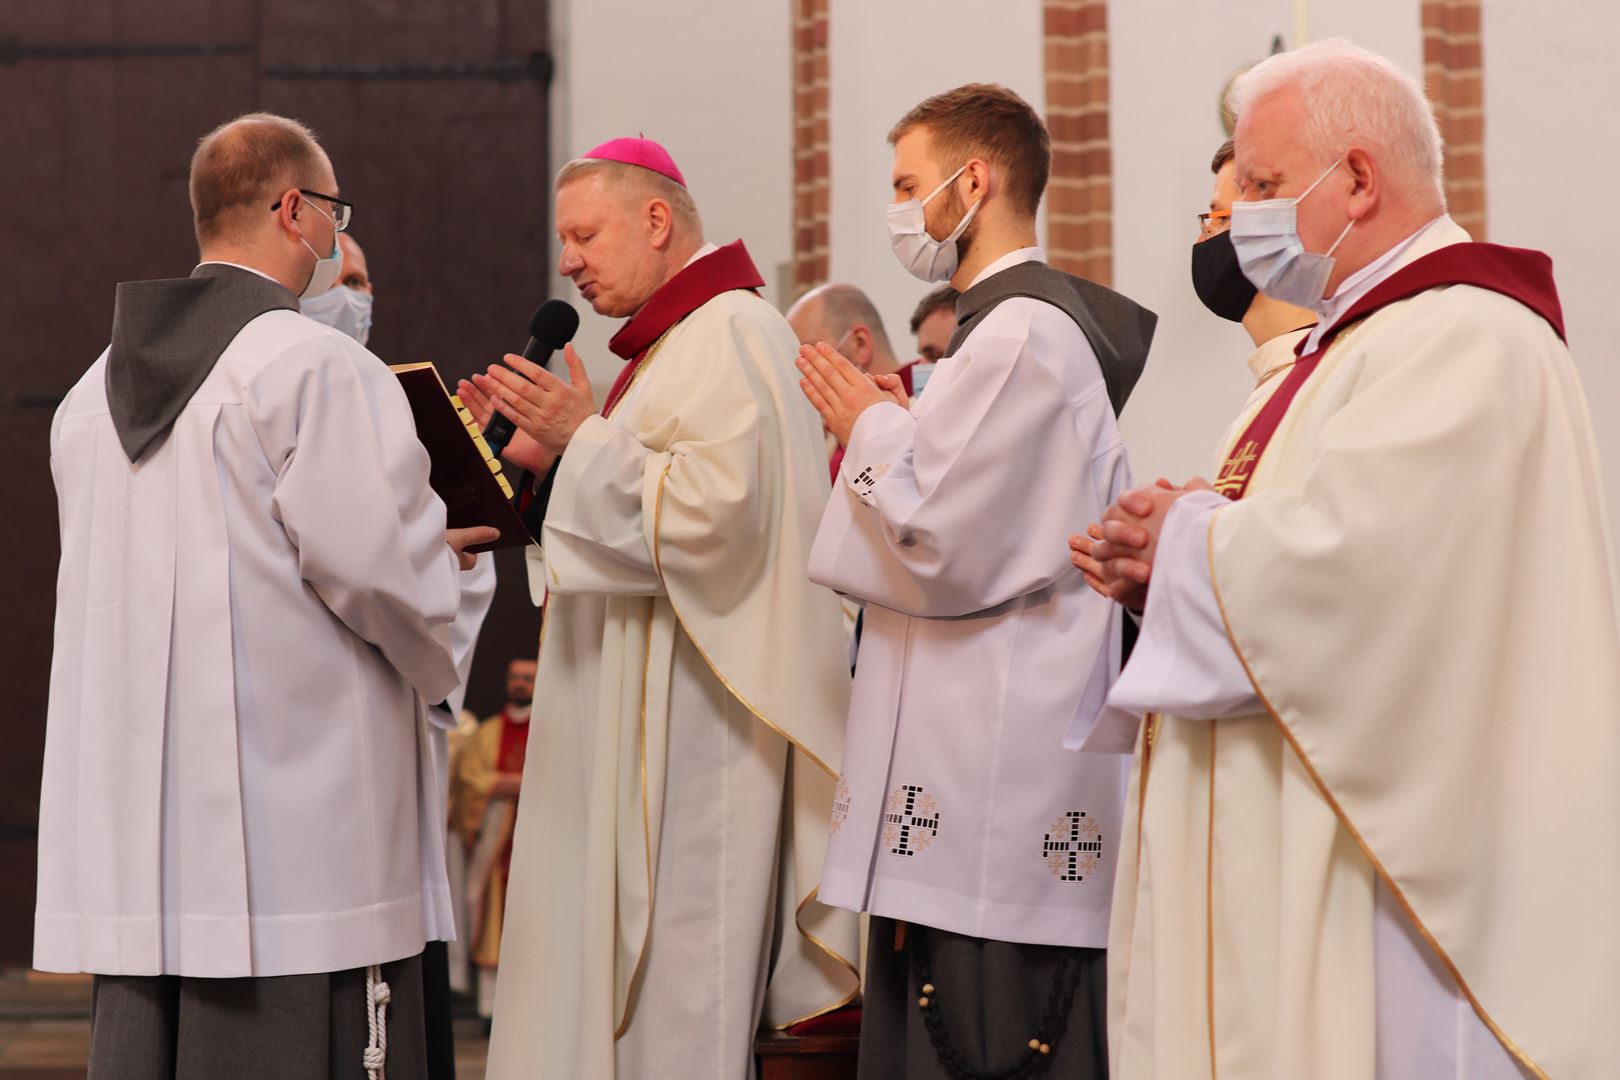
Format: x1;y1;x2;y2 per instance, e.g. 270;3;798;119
581;136;686;188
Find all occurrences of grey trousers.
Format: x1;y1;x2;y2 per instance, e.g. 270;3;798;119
87;953;427;1080
858;917;1107;1080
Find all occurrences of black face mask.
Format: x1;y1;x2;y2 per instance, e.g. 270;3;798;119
1190;229;1258;323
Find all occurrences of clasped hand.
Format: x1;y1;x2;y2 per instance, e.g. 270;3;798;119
1067;478;1213;610
796;342;911;447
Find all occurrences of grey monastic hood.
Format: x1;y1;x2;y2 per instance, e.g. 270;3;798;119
105;263;298;462
948;260;1158;417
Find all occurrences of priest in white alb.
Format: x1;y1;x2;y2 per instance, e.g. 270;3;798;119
456;137;859;1080
1074;40;1620;1080
36;113;496;1079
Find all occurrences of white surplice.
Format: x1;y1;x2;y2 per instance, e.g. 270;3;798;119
810;248;1132;948
439;555;496;997
1102;217;1616;1079
485;250;858;1080
38;309;464;978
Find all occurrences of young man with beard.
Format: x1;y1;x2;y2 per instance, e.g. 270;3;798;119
797;84;1157;1080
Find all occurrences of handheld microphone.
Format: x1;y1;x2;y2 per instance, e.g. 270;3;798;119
483;299;581;458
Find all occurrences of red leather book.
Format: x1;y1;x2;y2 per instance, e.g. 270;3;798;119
390;362;531;553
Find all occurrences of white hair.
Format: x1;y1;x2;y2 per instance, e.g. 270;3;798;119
1227;38;1445;211
555;157;704;236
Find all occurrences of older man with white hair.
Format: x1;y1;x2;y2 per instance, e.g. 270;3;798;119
1074;39;1620;1080
456;137;858;1080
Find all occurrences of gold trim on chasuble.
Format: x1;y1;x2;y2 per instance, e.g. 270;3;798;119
1203;512;1549;1080
598;326;858;1036
604;326;678;424
1206;724;1219;1080
1132;714;1159;880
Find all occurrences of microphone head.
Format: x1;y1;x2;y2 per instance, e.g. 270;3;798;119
529;299;581;349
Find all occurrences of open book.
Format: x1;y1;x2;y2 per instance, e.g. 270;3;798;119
390;362;532;553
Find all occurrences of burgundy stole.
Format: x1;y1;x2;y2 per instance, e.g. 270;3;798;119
495;710;531;881
598;240;767;417
1212;243;1566;501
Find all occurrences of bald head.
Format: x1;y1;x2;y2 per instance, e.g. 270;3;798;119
787;283;899;376
190;113;333;248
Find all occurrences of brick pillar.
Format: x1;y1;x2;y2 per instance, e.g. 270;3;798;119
792;0;830;293
1423;0;1486;239
1043;0;1113;285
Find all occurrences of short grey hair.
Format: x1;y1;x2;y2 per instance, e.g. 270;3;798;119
1227;38;1445;211
555;157;703;236
790;283;895;356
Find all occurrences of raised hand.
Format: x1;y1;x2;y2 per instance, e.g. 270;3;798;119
796;341;892;447
873;371;912;412
459;375;557;475
473;344;597;456
456;377;496;430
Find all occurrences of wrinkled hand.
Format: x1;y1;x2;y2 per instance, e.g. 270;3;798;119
456;377;556;475
473;344;597;456
447;526;501;570
1068;523;1113;596
1074;477;1214;610
796;342;892;447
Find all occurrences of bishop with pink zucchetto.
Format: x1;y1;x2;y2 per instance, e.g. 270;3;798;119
579;135;688;187
460;137;859;1080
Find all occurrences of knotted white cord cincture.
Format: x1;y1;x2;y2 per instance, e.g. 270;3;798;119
364;963;390;1080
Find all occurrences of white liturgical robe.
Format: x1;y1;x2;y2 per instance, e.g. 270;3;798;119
811;248;1133;949
38;308;464;979
1102;218;1620;1080
486;252;859;1080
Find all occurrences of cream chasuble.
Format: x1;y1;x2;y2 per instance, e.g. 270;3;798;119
485;269;859;1080
1105;221;1620;1080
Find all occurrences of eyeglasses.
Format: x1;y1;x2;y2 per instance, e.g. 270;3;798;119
271;189;353;232
1197;209;1231;239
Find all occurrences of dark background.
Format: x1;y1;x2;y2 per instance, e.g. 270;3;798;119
0;0;553;967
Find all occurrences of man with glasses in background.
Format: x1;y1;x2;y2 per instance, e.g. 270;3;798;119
35;112;495;1079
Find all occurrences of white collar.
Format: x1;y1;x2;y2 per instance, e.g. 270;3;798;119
196;260;283;286
1245;327;1311;385
1303;216;1450;353
682;242;720;270
968;246;1046;290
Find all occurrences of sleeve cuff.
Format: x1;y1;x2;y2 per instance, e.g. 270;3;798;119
1105;490;1260;720
841;402;914;507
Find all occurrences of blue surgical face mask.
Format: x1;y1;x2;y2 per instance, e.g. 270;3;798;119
298;202;343;300
1229;158;1353;309
301;285;374;346
887;165;981;283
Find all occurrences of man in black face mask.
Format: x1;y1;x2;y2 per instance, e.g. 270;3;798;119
1190;139;1318;398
